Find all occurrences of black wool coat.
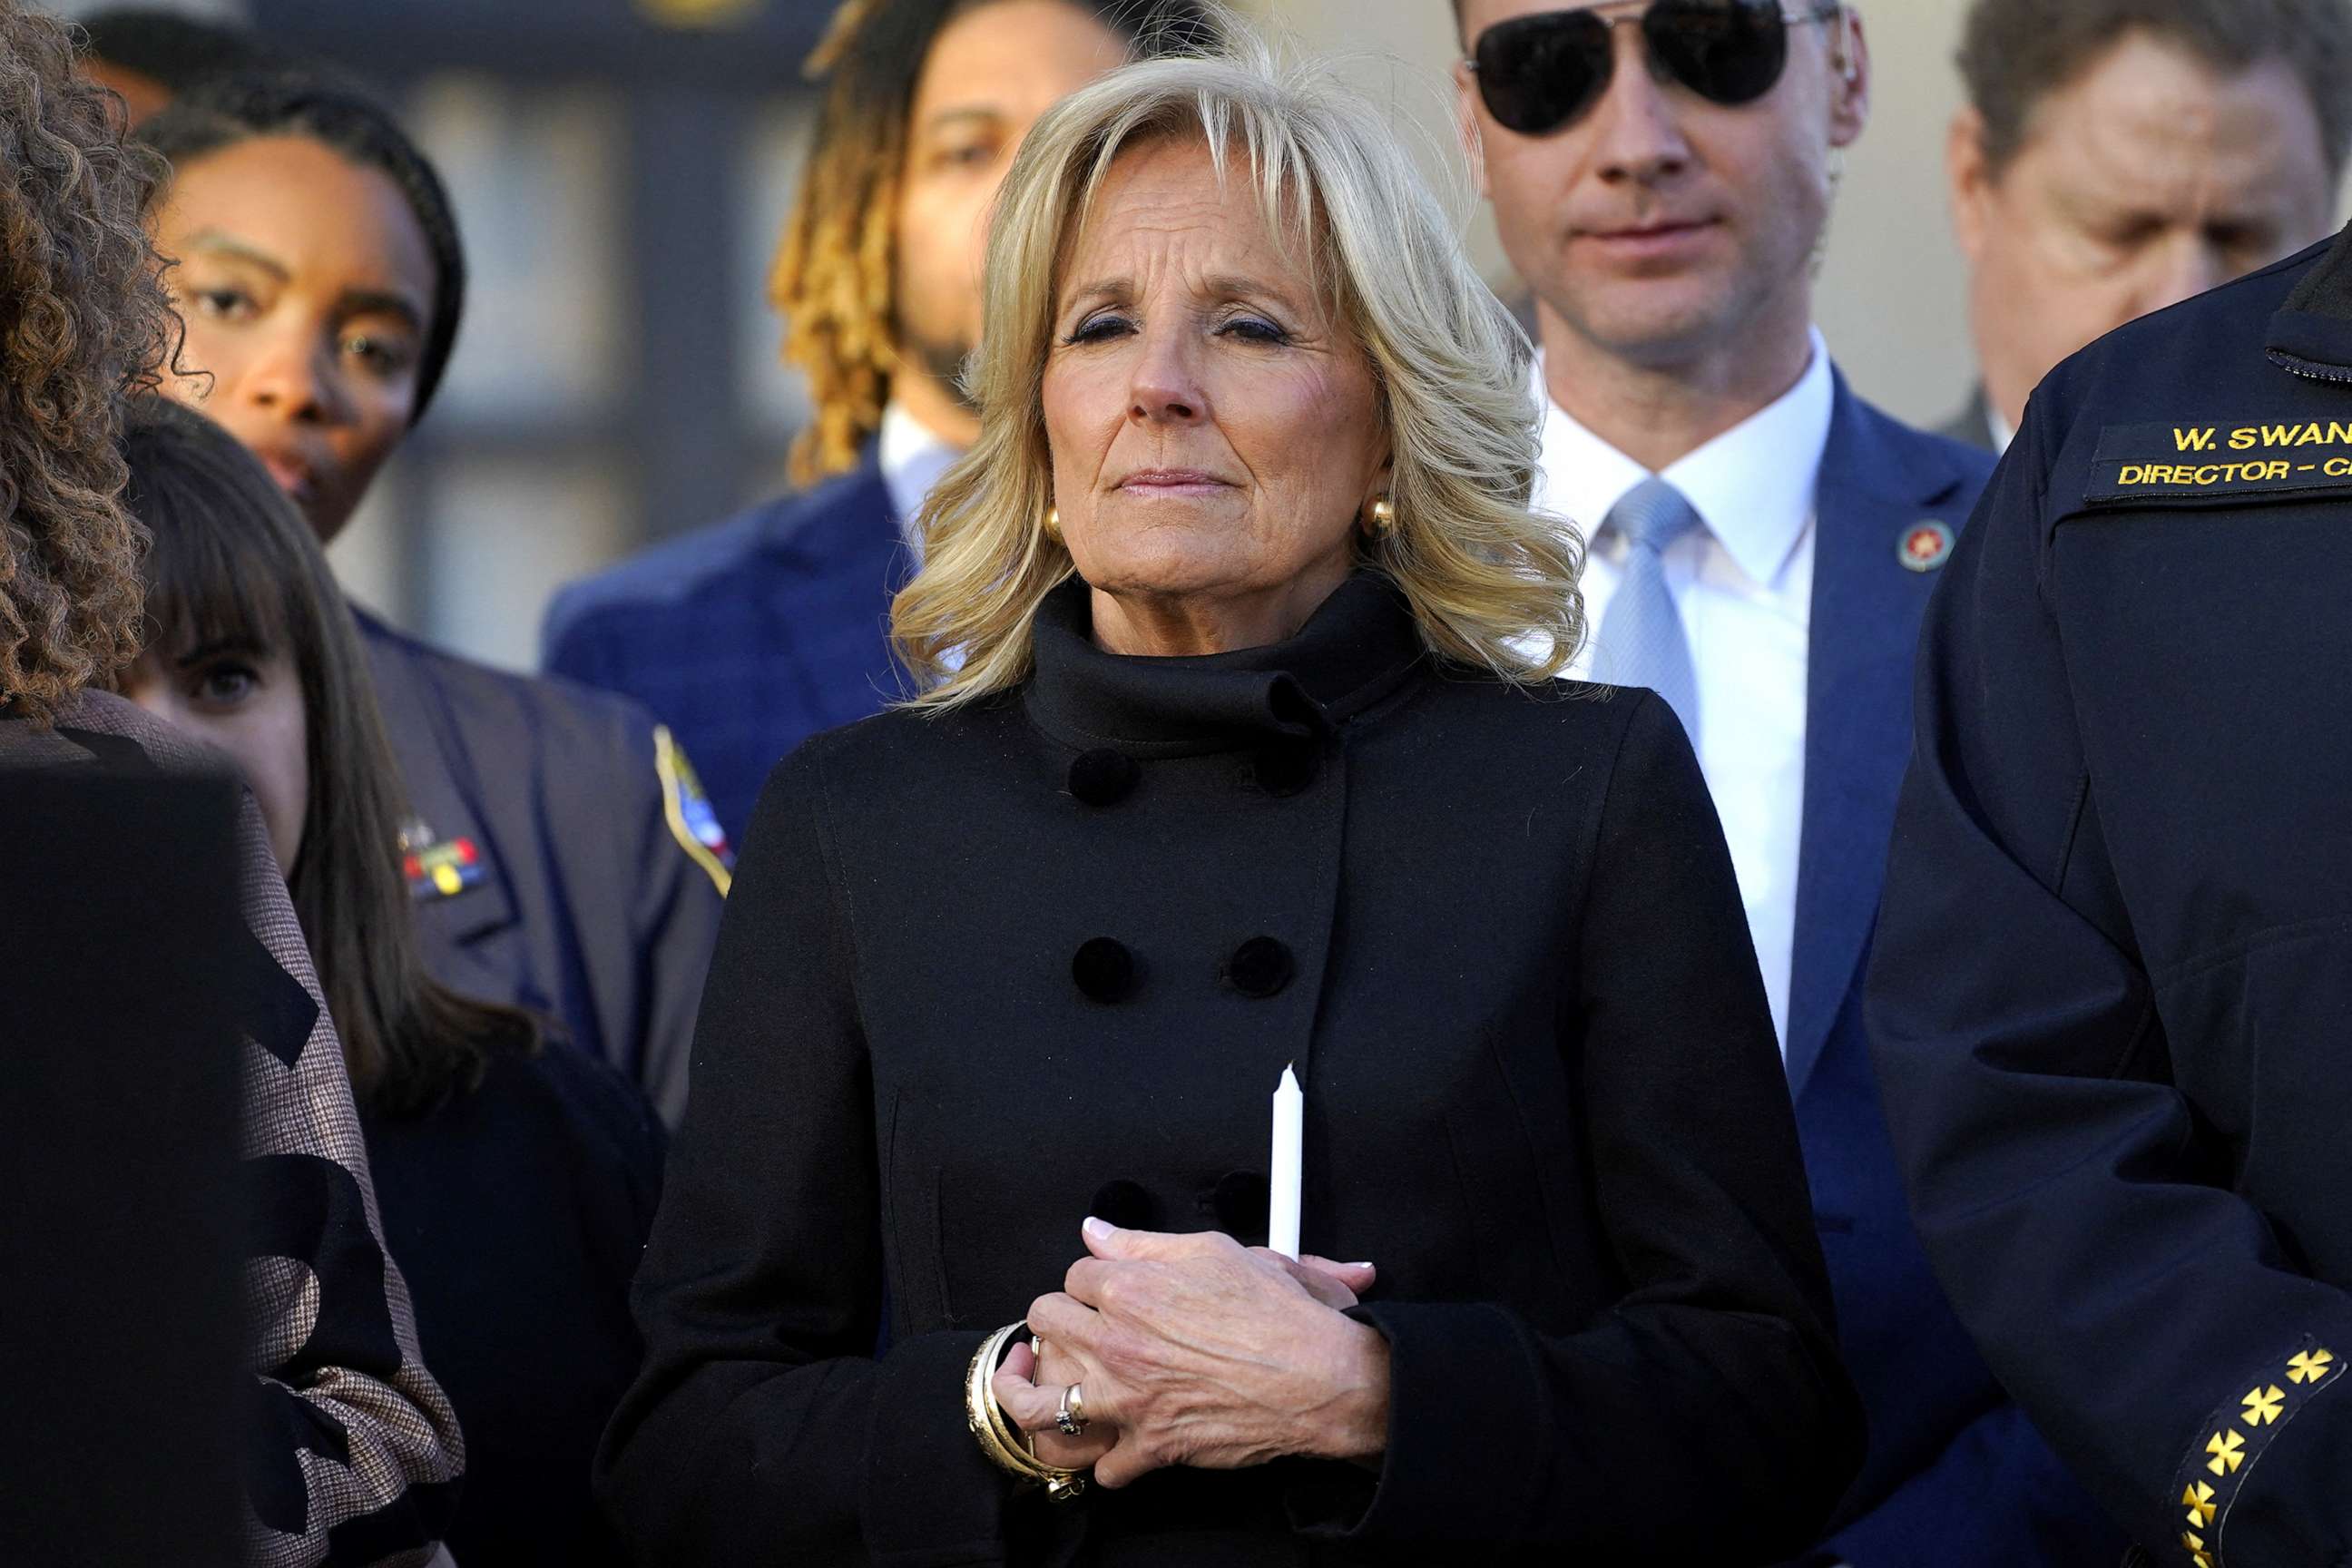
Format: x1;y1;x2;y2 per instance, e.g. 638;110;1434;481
598;573;1863;1566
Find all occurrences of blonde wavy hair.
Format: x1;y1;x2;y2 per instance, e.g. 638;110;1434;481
891;32;1585;704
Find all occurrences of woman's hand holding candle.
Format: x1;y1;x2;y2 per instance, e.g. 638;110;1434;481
994;1219;1389;1486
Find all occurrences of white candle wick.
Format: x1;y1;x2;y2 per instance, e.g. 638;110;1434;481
1269;1063;1303;1260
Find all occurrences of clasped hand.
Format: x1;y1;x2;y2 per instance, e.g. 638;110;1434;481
989;1217;1390;1489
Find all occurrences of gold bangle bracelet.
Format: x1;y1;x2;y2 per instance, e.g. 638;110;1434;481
974;1331;1071;1491
965;1324;1088;1501
964;1322;1088;1502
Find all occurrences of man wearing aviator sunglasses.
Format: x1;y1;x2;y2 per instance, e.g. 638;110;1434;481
1453;0;2124;1563
1467;0;1846;137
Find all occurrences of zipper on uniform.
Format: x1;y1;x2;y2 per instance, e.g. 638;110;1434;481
2269;348;2352;384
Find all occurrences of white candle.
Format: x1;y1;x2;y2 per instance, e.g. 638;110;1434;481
1269;1063;1303;1260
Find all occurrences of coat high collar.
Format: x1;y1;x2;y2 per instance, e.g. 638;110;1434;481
1023;571;1427;755
2266;220;2352;381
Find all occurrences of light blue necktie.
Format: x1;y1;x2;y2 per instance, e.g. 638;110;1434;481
1589;476;1702;740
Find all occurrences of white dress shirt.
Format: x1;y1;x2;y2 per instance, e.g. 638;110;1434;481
1532;330;1835;1051
878;400;964;556
1987;400;2015;455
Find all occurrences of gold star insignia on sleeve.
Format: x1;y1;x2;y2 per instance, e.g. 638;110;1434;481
2174;1342;2352;1566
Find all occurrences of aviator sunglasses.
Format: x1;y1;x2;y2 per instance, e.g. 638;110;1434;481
1469;1;1845;135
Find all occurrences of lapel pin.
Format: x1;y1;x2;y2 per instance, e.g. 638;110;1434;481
397;816;486;901
1899;521;1955;573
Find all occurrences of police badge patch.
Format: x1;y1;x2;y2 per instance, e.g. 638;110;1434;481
654;726;733;897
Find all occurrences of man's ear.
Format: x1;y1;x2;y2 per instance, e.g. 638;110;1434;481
1946;104;1993;264
1828;7;1871;150
1452;60;1491;200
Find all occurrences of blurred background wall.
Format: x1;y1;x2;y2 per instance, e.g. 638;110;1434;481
35;0;2270;669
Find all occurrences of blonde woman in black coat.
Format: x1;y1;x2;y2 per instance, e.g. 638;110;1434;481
600;34;1863;1567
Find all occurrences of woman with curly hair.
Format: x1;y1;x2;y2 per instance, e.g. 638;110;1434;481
0;4;464;1563
0;7;168;723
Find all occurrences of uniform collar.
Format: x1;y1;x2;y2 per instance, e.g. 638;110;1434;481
1024;572;1426;755
1534;328;1834;591
2268;221;2352;381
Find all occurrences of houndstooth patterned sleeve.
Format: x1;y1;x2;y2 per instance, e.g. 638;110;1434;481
31;693;465;1567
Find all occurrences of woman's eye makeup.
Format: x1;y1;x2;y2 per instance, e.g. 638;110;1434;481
1059;308;1294;347
1218;313;1289;346
187;283;260;321
340;328;418;377
1063;311;1132;345
189;660;260;708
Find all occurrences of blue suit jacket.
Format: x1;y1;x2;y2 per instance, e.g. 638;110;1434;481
358;610;722;1127
1793;378;2121;1563
540;453;911;844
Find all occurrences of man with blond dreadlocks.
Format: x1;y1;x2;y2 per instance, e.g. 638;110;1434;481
543;0;1215;841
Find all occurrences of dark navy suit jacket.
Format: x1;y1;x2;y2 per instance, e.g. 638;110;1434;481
359;611;724;1126
1793;377;2120;1563
540;453;910;845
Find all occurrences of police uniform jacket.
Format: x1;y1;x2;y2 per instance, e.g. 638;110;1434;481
1867;220;2352;1567
598;573;1862;1565
359;612;728;1124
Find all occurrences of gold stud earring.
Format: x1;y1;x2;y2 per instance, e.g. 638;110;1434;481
1044;505;1061;540
1368;496;1396;536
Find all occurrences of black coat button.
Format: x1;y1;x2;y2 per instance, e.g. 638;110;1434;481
1073;936;1139;1003
1206;1170;1271;1245
1090;1179;1159;1232
1068;748;1140;807
1221;936;1294;998
1252;741;1317;797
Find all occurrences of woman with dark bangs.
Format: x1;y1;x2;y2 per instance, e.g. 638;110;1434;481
0;2;463;1558
115;395;665;1568
137;73;726;1128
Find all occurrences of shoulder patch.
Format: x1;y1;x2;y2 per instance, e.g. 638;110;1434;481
2088;419;2352;504
654;726;732;897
